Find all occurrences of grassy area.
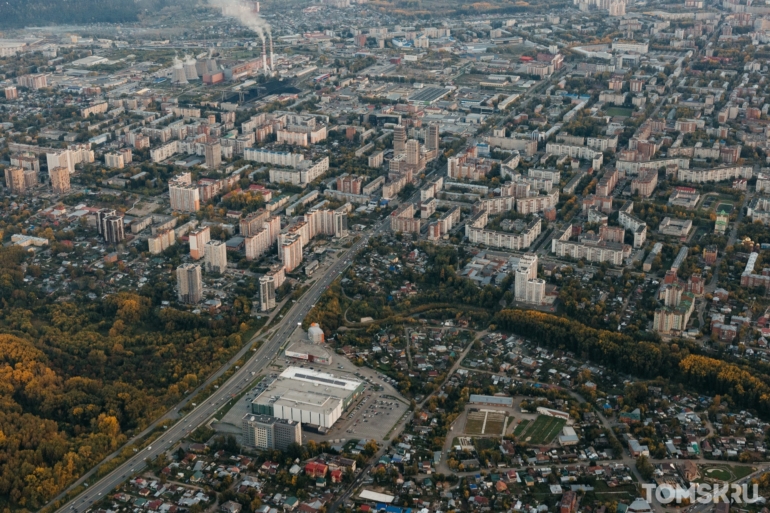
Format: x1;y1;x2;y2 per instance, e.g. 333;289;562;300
605;106;634;117
700;465;755;482
474;437;499;451
513;419;530;436
519;415;566;444
732;465;756;480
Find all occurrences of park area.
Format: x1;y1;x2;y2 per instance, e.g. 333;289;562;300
513;415;566;444
699;465;755;483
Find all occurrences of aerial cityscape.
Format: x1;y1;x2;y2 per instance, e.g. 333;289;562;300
3;0;770;513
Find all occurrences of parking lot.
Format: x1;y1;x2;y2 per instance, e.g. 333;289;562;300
301;356;409;443
213;325;409;444
213;375;277;438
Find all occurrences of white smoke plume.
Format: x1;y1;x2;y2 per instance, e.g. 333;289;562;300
209;0;271;42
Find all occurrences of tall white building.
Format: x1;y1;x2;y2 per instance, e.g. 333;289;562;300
189;227;210;260
525;278;546;305
169;173;200;212
280;233;303;273
515;253;538;302
241;414;301;450
259;275;276;311
204;240;227;273
177;263;203;304
46;149;74;175
246;228;272;260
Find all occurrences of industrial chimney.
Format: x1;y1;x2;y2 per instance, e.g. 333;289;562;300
269;33;274;71
261;38;268;75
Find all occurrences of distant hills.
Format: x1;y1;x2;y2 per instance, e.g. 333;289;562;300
0;0;170;29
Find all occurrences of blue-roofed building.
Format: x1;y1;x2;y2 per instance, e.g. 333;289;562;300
469;394;513;407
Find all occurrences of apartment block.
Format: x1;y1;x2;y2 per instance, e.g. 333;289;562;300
177;263;203;304
4;167;35;194
241;414;301;450
427;206;461;241
17;74;48;90
46;149;74;175
336;174;364;195
105;152;127;169
596;169;619;196
259;275;276;311
465;212;542;250
551;225;630;265
368;151;384;168
205;141;222;169
245;228;271;260
169;173;201;212
189;227;211;260
631;170;658;197
148;229;175;254
280;233;303;273
517;190;560;214
49;166;71;194
96;209;125;244
389;203;422;233
204;240;227;273
514;253;538;302
240;210;271;237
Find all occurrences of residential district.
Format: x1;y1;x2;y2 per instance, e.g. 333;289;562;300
7;1;770;513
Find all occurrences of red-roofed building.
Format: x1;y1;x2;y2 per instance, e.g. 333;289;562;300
560;491;577;513
304;461;328;478
330;469;343;483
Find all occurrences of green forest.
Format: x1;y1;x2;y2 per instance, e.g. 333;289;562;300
0;246;253;510
493;309;770;415
0;0;178;28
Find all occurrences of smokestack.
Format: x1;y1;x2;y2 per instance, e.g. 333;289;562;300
269;33;274;71
261;38;268;74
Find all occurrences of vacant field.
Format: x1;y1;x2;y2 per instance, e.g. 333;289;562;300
465;410;487;435
465;418;485;435
594;483;638;502
519;415;567;444
485;412;507;436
